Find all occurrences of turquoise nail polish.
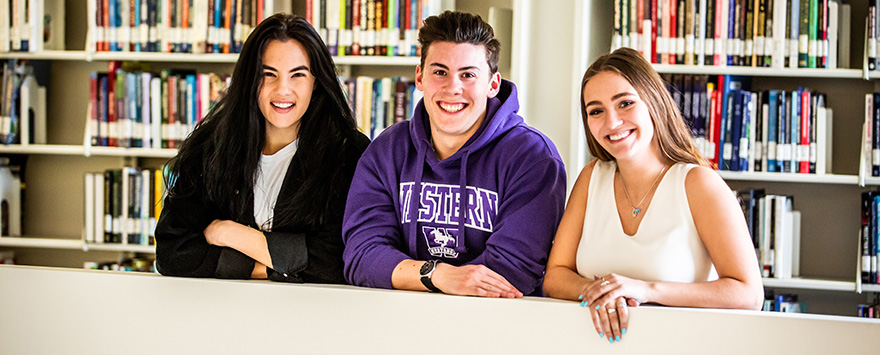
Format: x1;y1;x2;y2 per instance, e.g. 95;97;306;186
584;301;589;306
579;301;585;307
595;305;600;310
608;337;614;344
616;335;620;342
578;294;583;300
599;333;604;339
622;328;627;335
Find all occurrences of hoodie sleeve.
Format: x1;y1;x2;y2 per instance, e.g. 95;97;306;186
342;148;412;289
464;155;567;295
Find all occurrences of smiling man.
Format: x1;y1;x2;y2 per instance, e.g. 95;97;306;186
342;11;566;298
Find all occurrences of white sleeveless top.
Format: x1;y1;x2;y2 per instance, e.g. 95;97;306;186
576;160;717;283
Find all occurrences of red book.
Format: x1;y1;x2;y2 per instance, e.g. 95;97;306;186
352;0;361;55
167;75;177;149
107;61;122;147
712;75;726;168
102;0;110;51
651;0;658;63
257;0;264;23
636;0;644;55
305;0;312;24
800;91;811;173
714;0;723;65
89;73;99;146
668;0;677;64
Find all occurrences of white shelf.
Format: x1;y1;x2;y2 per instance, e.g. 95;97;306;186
862;284;880;293
652;64;864;78
0;144;177;158
0;50;88;61
0;237;155;253
86;146;178;158
762;277;856;291
89;51;240;63
0;50;421;67
717;171;859;184
333;56;420;66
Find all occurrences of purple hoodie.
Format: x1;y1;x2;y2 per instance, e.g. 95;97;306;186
342;80;566;295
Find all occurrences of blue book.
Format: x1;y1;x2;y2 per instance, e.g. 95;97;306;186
128;72;141;148
727;0;736;65
371;79;382;139
767;90;779;172
100;74;109;146
109;0;117;52
873;93;880;176
873;194;880;283
730;90;745;171
739;92;754;171
186;74;197;136
789;0;800;68
778;91;788;172
214;0;222;54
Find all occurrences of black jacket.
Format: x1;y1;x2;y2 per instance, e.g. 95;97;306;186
155;129;370;283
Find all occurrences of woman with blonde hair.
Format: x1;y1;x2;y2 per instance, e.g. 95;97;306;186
542;47;763;344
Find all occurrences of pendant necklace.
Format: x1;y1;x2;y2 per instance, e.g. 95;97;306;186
619;163;668;218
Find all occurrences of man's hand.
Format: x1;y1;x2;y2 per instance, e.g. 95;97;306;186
431;263;523;298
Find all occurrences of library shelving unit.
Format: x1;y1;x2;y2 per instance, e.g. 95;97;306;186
0;0;525;272
567;1;880;316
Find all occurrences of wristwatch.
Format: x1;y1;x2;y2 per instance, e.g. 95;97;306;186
419;260;442;293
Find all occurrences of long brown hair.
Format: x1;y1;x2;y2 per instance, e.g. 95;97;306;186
580;47;709;167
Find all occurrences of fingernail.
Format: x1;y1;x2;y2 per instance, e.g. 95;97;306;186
594;305;600;310
579;301;585;307
578;294;583;300
599;333;604;338
608;336;614;344
622;328;627;335
615;335;620;342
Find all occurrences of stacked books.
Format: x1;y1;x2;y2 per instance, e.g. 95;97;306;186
737;189;801;279
83;167;166;246
664;74;832;174
611;0;851;69
342;76;419;139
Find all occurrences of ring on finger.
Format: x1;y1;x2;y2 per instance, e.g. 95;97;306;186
607;308;617;313
600;280;610;286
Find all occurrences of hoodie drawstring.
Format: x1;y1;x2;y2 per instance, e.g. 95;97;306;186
455;150;470;254
408;144;426;257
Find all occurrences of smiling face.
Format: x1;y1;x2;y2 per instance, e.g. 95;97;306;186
258;39;315;145
416;41;501;151
583;71;659;162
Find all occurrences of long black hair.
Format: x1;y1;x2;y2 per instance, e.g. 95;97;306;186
166;13;357;227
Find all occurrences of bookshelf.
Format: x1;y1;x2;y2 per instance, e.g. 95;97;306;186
0;1;529;272
566;1;880;316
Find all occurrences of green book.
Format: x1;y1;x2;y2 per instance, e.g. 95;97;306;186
798;0;809;67
808;0;818;68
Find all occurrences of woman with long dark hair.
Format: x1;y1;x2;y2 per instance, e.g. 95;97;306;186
155;13;370;283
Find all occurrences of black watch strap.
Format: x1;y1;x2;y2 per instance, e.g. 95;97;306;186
420;260;442;293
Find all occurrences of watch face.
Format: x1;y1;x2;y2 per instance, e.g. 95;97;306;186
420;261;434;275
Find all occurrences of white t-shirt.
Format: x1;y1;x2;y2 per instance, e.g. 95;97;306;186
254;140;298;231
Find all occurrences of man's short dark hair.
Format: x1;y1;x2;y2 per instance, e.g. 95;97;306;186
418;11;501;74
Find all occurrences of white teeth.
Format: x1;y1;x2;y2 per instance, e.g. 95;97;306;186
608;130;631;141
272;102;293;109
439;102;465;113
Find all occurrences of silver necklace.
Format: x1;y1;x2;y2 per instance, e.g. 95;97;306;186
618;164;668;218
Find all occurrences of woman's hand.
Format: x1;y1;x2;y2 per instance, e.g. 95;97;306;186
204;219;250;247
579;274;647;343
